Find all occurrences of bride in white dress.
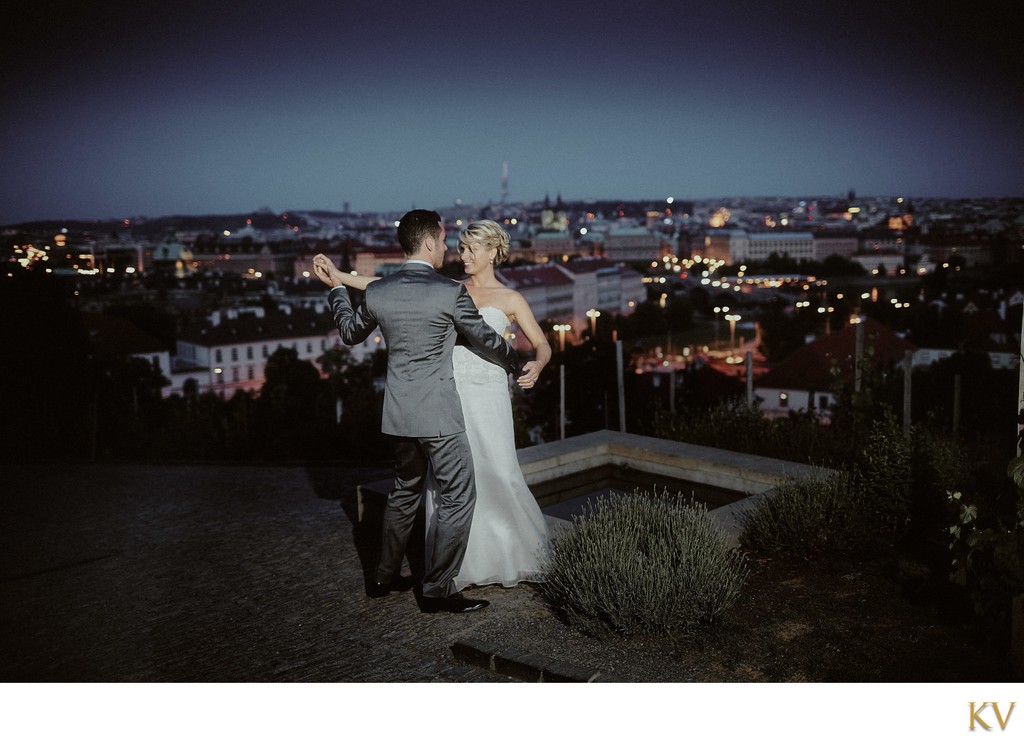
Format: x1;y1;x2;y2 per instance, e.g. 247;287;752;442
315;220;552;590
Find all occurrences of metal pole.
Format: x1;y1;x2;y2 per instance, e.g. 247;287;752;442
559;364;566;441
953;373;961;436
903;350;912;437
854;319;864;393
669;367;676;414
616;339;626;432
746;350;754;408
1018;307;1024;455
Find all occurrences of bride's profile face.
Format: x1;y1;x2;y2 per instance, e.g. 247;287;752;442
459;241;495;275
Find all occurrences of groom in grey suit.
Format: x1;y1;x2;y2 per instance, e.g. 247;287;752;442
314;209;520;613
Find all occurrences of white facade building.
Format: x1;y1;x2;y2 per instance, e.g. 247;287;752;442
171;305;385;398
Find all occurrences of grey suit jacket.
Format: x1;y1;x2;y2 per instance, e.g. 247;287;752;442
327;262;520;437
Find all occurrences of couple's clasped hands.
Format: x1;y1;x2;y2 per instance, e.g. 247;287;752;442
313;253;345;287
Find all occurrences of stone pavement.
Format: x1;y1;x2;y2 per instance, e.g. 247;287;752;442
0;462;595;682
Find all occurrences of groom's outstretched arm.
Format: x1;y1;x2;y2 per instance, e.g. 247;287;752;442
327;285;377;345
452;285;520;374
316;253;378;345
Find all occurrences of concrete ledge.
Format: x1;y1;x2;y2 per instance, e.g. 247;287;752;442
518;430;827;497
451;639;604;682
493;648;551;681
450;638;495;671
357;430;833;542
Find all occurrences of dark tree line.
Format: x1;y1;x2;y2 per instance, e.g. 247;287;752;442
0;275;387;464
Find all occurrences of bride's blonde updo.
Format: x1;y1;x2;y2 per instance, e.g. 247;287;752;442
458;220;510;265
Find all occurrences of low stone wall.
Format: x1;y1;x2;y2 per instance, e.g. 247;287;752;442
358;430;833;541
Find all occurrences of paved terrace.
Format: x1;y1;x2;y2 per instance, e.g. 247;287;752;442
0;433;816;682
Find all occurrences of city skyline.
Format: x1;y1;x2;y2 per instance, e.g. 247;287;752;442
2;0;1022;225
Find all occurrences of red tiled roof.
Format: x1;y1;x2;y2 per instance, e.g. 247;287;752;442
757;317;914;391
496;265;572;287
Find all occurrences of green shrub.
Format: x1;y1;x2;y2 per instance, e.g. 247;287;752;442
909;428;973;538
740;471;863;558
851;413;912;531
541;490;747;637
652;400;859;468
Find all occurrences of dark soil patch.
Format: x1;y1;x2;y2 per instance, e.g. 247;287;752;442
678;543;1010;681
471;539;1014;682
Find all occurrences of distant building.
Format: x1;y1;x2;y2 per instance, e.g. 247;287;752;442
812;232;859;261
496;259;642;345
151;239;193;277
859;227;905;255
92;240;149;275
602;226;668;263
702;230;815;265
353;248;406;277
495;265;575;332
555;257;645;320
754;318;915;420
523;230;574;263
189;244;295;278
172;305;384;398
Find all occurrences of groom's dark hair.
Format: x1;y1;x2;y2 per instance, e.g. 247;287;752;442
397;209;443;256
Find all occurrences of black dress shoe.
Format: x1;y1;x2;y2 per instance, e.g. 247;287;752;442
418;593;489;614
366;576;415;599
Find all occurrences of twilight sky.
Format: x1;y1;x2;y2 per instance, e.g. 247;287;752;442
2;0;1021;224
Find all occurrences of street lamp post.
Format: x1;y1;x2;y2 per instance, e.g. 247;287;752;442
586;308;601;339
553;324;571;352
713;305;729;347
725;313;741;351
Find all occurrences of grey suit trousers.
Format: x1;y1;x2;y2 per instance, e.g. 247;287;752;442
377;432;476;599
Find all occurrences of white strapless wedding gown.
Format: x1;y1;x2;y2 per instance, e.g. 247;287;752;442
424;306;550;590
